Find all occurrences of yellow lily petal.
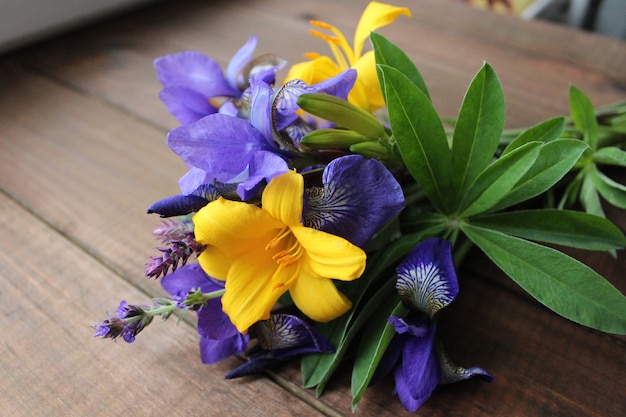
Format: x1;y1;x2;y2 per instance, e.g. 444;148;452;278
292;225;366;280
262;170;303;226
353;2;412;59
222;247;297;333
193;197;283;259
351;51;385;112
283;55;341;87
289;269;352;322
197;245;231;280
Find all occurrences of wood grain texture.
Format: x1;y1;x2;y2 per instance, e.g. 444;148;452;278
1;0;625;415
0;193;325;417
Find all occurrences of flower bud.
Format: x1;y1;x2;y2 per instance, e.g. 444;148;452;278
297;93;386;140
300;128;368;150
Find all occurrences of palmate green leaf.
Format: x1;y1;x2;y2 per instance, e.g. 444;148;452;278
351;296;406;411
377;64;452;212
490;139;589;212
457;142;541;218
470;209;626;250
593;146;626;167
462;224;626;334
569;85;599;150
451;63;505;209
371;32;430;100
589;166;626;208
301;227;442;393
502;116;566;154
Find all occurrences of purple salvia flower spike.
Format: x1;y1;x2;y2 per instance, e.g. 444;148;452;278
161;265;249;364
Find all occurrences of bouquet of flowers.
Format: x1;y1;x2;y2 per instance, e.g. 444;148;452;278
94;2;626;412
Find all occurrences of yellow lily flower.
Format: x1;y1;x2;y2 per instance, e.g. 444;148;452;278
283;1;411;113
193;171;366;333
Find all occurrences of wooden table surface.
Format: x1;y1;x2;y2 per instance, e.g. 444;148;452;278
1;0;625;415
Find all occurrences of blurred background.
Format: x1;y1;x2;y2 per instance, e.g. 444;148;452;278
0;0;624;54
464;0;625;39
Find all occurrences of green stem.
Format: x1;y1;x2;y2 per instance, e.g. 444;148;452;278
452;237;474;269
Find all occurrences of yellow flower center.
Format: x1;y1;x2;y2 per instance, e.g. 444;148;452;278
266;226;303;290
309;20;355;69
267;226;303;267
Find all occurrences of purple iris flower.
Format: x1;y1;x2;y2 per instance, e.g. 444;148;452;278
154;36;286;124
225;314;334;379
147;183;222;217
166;70;357;201
304;154;405;248
161;264;249;364
376;238;492;412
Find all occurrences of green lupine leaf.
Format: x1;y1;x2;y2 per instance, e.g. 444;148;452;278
490;139;588;211
569;85;599;150
301;227;442;392
462;224;626;334
351;297;406;411
580;172;605;217
371;32;430;100
458;142;541;218
589;166;626;208
558;170;584;209
471;209;626;250
593;147;626;167
451;63;505;208
378;64;452;212
502;116;566;154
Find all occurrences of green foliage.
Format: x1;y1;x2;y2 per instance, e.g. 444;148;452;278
450;63;505;210
377;63;452;212
462;225;626;334
305;32;626;409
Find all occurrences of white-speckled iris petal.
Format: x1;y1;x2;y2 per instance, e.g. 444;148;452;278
396;238;459;318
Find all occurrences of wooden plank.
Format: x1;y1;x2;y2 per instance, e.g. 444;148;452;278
0;192;327;417
13;0;626;130
0;60;183;298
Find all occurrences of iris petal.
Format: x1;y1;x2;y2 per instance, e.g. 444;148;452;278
396;238;459;318
158;85;218;124
252;314;334;357
394;324;440;412
305;155;404;248
199;332;249;364
248;77;274;143
161;264;220;293
226;36;258;90
167;114;273;182
235;151;289;201
154;51;238;98
437;347;494;384
178;167;212;195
